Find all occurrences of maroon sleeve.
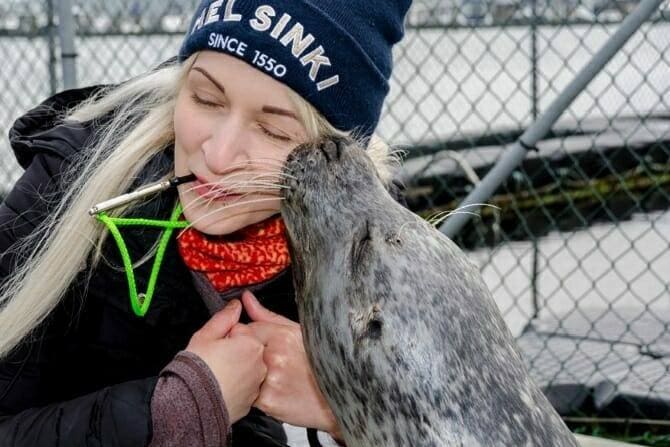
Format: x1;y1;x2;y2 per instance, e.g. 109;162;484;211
149;350;232;446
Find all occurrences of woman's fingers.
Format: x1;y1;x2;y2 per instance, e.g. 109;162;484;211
195;299;242;340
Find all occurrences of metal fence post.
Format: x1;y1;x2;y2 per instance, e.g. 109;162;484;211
529;0;540;324
439;0;666;238
57;0;78;89
531;0;539;121
46;0;57;95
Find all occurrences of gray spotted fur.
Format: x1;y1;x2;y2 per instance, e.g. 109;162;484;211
280;138;579;447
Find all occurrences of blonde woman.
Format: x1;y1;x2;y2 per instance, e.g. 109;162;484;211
0;0;411;445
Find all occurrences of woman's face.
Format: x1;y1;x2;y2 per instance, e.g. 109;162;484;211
174;51;308;235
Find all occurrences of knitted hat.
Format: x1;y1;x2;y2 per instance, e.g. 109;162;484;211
179;0;412;137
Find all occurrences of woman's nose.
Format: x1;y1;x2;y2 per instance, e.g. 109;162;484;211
201;117;248;174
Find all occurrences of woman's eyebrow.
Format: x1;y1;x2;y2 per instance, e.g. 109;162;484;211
262;105;298;121
191;67;225;94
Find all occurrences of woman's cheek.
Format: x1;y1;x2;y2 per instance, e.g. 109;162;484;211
175;94;204;151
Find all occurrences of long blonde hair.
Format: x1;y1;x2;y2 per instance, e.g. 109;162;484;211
0;54;400;360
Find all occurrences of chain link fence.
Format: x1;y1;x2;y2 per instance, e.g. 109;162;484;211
1;0;670;441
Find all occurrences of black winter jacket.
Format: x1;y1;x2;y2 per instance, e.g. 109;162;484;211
0;87;300;446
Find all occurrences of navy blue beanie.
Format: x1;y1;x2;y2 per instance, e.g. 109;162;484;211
179;0;412;137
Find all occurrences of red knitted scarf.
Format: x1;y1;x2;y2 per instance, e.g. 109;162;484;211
177;216;291;293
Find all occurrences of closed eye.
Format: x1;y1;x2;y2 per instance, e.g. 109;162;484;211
260;125;292;142
191;93;221;108
351;220;372;273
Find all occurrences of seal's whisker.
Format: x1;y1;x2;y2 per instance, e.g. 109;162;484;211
426;203;501;226
199;181;288;196
204;166;295;181
428;203;500;216
261;171;297;180
179;156;293;189
388;148;408;166
182;173;287;209
183;180;287;196
209;170;290;188
429;210;480;225
201;186;282;210
181;171;294;195
207;175;290;190
218;182;288;191
182;179;282;211
184;184;281;211
393;207;488;242
391;219;426;243
189;180;284;211
178;197;285;236
181;190;275;216
211;157;289;172
212;167;294;178
187;165;288;186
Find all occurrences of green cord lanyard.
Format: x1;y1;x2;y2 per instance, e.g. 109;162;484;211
96;202;189;317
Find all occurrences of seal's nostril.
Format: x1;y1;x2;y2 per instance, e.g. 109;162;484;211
321;140;339;163
336;139;349;159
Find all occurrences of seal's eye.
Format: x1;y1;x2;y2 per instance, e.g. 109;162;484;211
367;318;383;340
351;220;372;273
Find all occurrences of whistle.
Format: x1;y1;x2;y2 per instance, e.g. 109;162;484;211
88;174;196;216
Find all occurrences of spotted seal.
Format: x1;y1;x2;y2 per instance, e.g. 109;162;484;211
280;137;579;447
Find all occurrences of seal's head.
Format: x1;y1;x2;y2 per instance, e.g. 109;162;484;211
282;137;391;260
280;138;579;446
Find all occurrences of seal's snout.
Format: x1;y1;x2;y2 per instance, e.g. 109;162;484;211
280;135;388;246
281;137;357;206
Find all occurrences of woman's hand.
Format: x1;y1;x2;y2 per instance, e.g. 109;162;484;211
232;290;343;437
185;299;267;424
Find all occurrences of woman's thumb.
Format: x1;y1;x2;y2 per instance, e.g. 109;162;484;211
242;290;290;324
198;299;242;340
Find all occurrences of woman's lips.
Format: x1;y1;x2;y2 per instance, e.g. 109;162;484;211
193;178;243;202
